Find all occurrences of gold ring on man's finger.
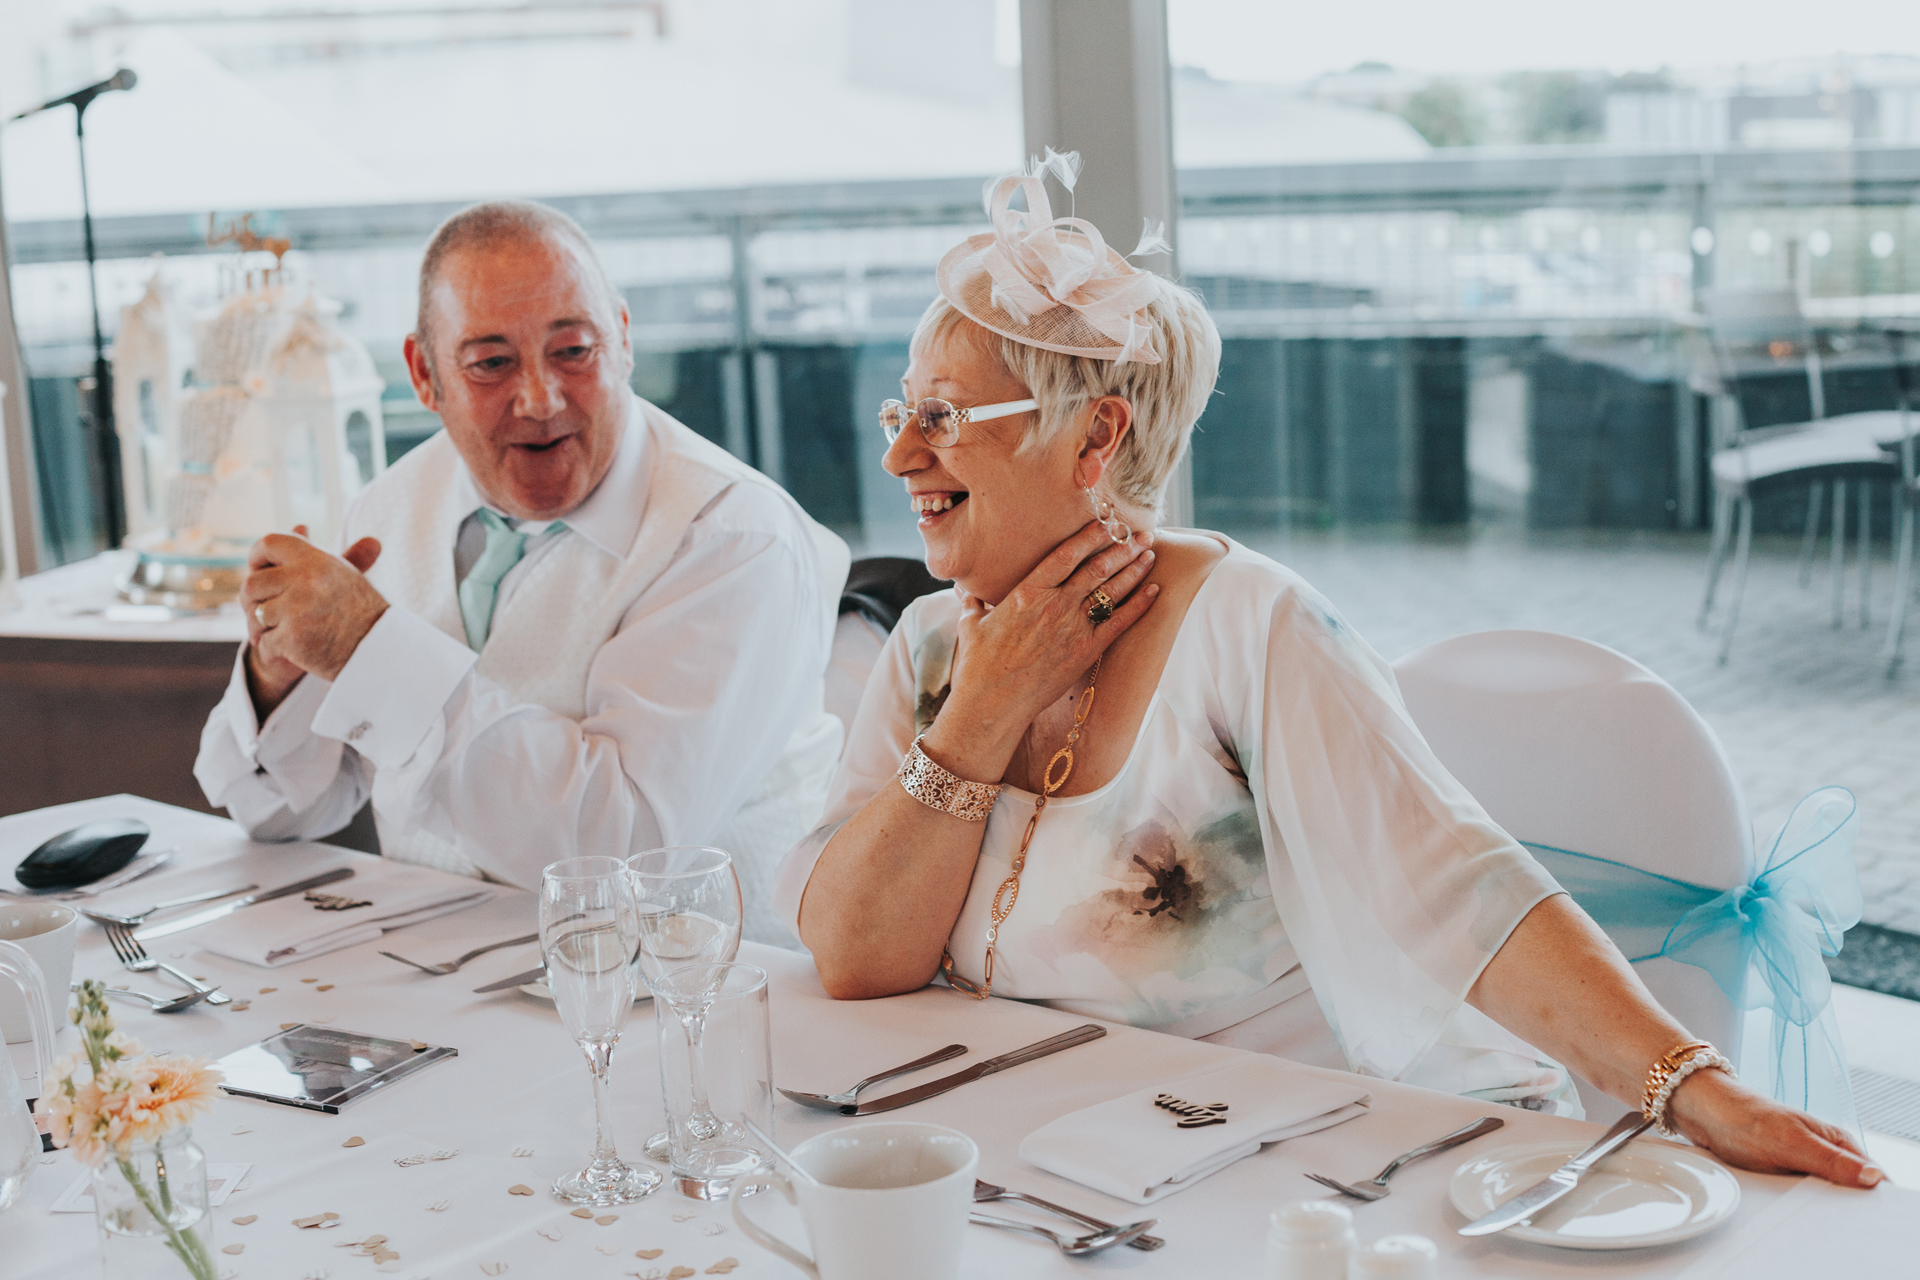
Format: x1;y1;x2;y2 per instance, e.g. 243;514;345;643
1086;588;1115;625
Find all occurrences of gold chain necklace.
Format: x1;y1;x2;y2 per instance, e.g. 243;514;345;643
942;656;1101;1000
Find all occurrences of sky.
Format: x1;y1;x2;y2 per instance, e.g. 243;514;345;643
1165;0;1920;83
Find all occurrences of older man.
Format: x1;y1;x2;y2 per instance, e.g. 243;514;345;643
195;201;847;941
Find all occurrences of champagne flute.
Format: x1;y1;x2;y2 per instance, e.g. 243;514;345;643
541;856;659;1204
627;847;742;1164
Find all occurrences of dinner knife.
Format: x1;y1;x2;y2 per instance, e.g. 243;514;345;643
133;866;357;941
846;1024;1107;1116
1456;1110;1654;1237
472;965;546;994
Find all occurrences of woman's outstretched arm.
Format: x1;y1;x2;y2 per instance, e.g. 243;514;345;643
1470;893;1882;1187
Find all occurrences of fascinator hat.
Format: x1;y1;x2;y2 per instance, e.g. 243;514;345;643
936;148;1173;366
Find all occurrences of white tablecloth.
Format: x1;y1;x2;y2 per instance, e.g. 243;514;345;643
4;796;1911;1278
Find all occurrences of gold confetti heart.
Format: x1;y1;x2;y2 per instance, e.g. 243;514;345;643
508;1184;534;1196
597;1245;620;1256
571;1208;595;1219
667;1268;697;1280
229;1001;250;1012
293;1213;342;1229
480;1264;509;1276
231;1214;256;1226
671;1210;697;1222
222;1244;244;1255
511;1147;533;1157
395;1155;426;1167
537;1228;561;1241
302;977;319;983
701;1223;727;1237
431;1149;459;1161
259;987;277;994
342;1136;365;1148
318;984;335;991
705;1262;739;1276
635;1250;664;1260
410;1040;430;1052
281;1022;301;1030
596;1214;619;1225
428;1201;450;1213
373;1250;400;1264
194;975;208;981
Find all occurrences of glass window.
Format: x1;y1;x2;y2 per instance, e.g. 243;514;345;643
2;1;1023;562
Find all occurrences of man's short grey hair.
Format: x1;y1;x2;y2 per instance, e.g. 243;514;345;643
908;280;1221;518
414;200;623;360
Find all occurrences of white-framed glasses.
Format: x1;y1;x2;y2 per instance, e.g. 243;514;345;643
879;397;1038;447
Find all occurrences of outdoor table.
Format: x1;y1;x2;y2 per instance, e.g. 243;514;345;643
6;795;1911;1278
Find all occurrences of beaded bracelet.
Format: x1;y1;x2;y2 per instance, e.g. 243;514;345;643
1641;1040;1734;1136
897;736;1002;822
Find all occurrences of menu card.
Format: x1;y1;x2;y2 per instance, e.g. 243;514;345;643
215;1024;456;1113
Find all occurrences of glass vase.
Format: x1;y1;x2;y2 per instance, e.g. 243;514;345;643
91;1127;217;1280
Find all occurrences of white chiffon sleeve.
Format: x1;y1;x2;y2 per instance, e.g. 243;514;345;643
773;597;927;938
1233;573;1562;1082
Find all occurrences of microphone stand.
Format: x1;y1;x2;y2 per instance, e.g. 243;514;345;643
73;94;125;550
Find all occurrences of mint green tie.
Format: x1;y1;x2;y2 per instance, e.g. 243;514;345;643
459;509;529;651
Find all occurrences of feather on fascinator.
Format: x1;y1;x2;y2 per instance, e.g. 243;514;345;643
936;149;1172;366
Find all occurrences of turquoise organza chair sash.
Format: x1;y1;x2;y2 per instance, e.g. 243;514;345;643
1523;786;1862;1131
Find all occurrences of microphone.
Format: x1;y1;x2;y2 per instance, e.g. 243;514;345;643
8;68;137;121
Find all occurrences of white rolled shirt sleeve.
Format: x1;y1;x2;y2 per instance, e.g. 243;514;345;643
194;649;375;842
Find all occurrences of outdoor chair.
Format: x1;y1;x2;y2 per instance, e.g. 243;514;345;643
1693;288;1901;664
1878;327;1919;676
1394;629;1859;1130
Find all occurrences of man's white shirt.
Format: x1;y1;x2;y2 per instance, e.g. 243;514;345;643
195;397;846;938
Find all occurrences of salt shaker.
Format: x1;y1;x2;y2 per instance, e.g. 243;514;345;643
1351;1234;1440;1280
1265;1199;1355;1280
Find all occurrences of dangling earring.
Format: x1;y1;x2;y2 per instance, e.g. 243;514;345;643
1086;486;1132;545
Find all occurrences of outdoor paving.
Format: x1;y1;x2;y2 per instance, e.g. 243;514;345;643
1225;523;1920;935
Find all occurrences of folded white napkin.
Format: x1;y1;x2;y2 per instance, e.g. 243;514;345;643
1019;1057;1371;1204
196;860;492;968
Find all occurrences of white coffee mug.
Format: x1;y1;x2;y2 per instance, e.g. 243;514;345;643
0;903;76;1044
732;1122;978;1280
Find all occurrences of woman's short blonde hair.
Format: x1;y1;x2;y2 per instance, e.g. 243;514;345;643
909;279;1221;518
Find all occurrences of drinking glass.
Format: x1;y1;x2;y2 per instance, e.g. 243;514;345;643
653;962;772;1200
540;856;659;1204
627;847;742;1162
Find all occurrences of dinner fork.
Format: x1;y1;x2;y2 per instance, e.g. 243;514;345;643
378;932;541;975
102;921;232;1006
1304;1114;1504;1201
969;1212;1157;1255
973;1178;1163;1250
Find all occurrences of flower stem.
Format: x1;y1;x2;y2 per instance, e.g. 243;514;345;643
114;1156;215;1280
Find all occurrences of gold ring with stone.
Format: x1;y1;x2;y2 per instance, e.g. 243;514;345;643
1086;588;1115;625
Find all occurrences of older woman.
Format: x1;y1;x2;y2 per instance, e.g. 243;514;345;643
773;165;1879;1186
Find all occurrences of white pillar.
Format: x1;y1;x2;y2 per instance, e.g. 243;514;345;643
1018;0;1193;525
0;165;37;582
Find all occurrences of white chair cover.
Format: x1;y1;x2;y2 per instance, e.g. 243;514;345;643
1394;629;1859;1130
